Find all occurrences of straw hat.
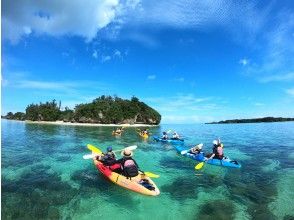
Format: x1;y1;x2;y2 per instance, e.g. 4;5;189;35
121;149;133;157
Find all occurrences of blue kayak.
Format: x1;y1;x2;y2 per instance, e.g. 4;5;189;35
153;136;184;143
175;145;241;168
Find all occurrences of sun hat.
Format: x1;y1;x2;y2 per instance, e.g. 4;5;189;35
121;149;133;157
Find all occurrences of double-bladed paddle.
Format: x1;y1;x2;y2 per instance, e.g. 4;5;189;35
83;144;137;159
180;143;203;155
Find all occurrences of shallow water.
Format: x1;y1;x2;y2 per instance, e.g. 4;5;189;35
2;120;294;220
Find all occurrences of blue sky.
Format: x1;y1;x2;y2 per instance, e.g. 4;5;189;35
2;0;294;123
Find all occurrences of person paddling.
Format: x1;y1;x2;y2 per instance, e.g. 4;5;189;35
97;146;117;166
114;127;123;135
206;139;224;160
162;132;168;140
172;132;180;140
142;129;148;135
190;144;202;155
139;128;148;136
117;149;140;179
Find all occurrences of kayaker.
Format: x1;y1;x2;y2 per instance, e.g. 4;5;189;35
114;127;123;134
206;139;224;160
139;129;148;136
117;149;140;178
162;132;168;140
190;144;202;154
97;146;117;166
172;132;180;140
143;129;148;135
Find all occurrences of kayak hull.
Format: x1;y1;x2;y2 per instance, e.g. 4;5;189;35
112;132;122;136
153;136;184;143
138;132;148;139
175;146;241;168
93;159;160;196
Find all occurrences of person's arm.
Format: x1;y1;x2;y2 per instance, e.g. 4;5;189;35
116;158;123;164
206;153;215;161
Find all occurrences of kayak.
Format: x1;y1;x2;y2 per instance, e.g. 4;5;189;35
93;159;160;196
138;132;148;139
175;145;241;168
112;131;122;136
153;136;184;143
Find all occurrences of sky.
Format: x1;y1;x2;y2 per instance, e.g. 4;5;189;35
1;0;294;123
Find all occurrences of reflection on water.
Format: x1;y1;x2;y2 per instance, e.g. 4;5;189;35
2;119;294;219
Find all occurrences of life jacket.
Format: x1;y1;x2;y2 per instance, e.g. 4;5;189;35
106;152;115;159
122;159;138;177
102;152;116;165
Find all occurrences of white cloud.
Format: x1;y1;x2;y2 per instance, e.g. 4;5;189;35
126;0;269;41
113;49;122;58
254;102;265;106
286;88;294;97
144;94;215;113
101;55;111;62
2;0;141;44
10;79;108;94
3;0;273;47
92;50;98;59
239;58;249;66
259;72;294;83
147;75;156;80
1;77;9;87
243;11;294;83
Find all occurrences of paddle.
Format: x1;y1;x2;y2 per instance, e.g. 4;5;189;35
87;144;102;154
181;143;203;155
83;154;99;159
195;162;205;170
113;145;137;153
83;145;138;159
144;172;160;178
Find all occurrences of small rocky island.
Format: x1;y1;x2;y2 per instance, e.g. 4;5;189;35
206;117;294;124
2;96;161;125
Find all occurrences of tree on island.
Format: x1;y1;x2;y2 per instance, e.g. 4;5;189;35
3;96;161;125
206;117;294;124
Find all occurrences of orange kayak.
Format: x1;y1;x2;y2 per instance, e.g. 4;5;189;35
93;159;160;196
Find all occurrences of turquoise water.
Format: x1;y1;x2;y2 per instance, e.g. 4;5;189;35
2;119;294;220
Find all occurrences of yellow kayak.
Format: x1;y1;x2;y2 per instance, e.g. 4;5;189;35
112;131;122;136
93;159;160;196
138;132;148;139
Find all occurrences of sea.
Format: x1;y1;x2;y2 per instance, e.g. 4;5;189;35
1;119;294;220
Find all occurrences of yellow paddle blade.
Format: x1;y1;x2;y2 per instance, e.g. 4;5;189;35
144;172;160;178
87;144;102;154
195;162;204;170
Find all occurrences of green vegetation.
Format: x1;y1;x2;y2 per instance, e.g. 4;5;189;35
206;117;294;124
1;112;26;120
2;96;161;125
74;96;161;124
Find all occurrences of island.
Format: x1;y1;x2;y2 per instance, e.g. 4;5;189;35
206;117;294;124
1;96;161;125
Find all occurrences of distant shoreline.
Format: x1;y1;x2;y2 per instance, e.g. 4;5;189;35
206;117;294;124
24;120;158;127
